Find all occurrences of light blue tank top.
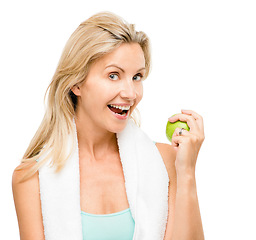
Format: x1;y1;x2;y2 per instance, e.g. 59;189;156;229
81;208;135;240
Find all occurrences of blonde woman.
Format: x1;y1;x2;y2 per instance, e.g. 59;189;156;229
12;12;205;240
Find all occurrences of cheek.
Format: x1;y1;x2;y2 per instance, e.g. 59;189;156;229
136;84;143;101
81;80;108;101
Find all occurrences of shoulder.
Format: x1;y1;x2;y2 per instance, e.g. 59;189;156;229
12;162;44;239
12;162;40;217
155;142;176;180
12;162;39;186
12;162;41;213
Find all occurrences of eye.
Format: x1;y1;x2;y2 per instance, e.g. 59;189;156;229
109;73;119;80
133;73;143;81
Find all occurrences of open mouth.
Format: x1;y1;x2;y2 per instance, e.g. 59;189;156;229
107;105;129;116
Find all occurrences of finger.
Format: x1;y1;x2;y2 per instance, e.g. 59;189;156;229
171;134;181;148
168;114;199;132
181;109;204;130
181;109;201;120
172;127;189;138
171;127;189;147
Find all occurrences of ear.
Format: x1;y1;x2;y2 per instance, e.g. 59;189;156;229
71;85;81;96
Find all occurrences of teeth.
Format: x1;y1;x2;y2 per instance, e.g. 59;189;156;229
109;104;130;111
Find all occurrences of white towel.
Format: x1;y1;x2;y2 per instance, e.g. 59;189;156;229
39;119;169;240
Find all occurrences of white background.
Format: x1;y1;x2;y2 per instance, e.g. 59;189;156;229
1;0;255;239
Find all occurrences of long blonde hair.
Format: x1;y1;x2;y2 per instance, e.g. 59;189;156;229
19;11;151;180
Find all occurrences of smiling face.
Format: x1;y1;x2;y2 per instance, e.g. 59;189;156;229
72;43;146;133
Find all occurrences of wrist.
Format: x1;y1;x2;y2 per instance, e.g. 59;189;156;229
176;166;196;179
176;170;197;193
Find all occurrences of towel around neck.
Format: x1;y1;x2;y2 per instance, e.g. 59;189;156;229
39;119;169;240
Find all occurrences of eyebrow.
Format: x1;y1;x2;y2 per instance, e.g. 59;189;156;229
105;64;146;73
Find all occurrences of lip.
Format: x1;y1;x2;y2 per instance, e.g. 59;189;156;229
108;103;133;107
108;107;129;120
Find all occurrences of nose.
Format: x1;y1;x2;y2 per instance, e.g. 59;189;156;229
120;79;137;100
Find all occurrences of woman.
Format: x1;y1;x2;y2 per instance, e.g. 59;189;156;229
12;12;205;240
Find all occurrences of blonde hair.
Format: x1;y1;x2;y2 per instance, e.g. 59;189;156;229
18;11;151;180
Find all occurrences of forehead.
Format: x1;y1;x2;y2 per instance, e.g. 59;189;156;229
93;43;145;70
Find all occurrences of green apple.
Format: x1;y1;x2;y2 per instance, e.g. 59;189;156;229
166;114;190;142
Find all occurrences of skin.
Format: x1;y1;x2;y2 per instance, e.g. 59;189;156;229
12;161;45;239
161;110;205;240
72;43;146;214
12;43;205;239
71;43;145;159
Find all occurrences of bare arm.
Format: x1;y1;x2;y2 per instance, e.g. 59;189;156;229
172;170;204;239
12;163;45;240
157;143;204;240
157;109;205;240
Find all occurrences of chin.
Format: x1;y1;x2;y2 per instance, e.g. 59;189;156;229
108;119;130;134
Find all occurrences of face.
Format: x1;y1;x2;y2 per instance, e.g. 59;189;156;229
72;43;146;133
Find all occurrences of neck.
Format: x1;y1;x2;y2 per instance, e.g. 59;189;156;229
74;115;119;162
